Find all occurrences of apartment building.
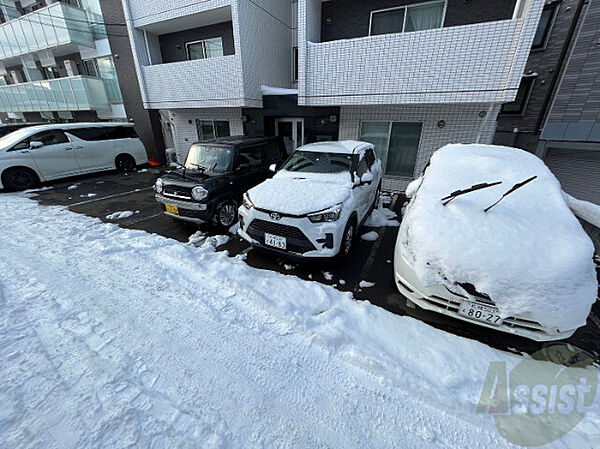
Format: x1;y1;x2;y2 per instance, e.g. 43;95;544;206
0;0;163;161
122;0;543;192
495;0;600;204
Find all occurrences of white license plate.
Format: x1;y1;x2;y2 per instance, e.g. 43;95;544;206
265;232;286;249
458;301;503;326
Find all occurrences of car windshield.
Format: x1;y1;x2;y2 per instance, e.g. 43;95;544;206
0;128;32;149
281;151;353;174
185;145;233;174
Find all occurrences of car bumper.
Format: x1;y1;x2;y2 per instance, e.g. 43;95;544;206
155;193;211;223
393;248;576;342
237;205;346;258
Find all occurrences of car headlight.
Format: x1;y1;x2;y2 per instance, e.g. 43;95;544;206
154;178;164;193
191;185;208;201
243;192;254;210
308;203;342;223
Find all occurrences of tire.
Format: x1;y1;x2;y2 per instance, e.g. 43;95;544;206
1;167;38;191
115;154;136;173
338;218;356;259
212;199;238;229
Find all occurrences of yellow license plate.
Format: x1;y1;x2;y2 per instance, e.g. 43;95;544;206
165;203;179;215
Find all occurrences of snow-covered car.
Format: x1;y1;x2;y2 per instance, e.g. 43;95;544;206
395;144;597;342
238;141;382;258
0;123;147;191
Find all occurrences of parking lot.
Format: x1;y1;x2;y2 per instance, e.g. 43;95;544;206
24;168;600;359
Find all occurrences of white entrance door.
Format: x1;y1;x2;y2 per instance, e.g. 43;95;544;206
275;118;304;154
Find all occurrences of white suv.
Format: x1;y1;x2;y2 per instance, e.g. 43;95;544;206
238;141;382;258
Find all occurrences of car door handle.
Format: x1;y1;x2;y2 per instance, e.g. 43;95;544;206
65;147;74;151
74;146;84;149
20;150;30;154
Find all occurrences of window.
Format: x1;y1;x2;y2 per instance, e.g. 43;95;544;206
82;57;122;103
360;122;422;177
365;148;376;168
196;120;230;141
501;76;535;114
67;127;110;141
370;1;445;36
281;151;353;174
238;146;267;168
356;156;370;178
32;131;69;146
105;126;138;140
186;37;224;61
264;143;281;162
292;47;298;82
532;2;558;49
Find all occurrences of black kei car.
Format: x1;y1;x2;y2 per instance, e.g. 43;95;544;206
154;136;287;228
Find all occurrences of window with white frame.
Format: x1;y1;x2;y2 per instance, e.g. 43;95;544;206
359;121;423;177
186;37;224;61
196;120;231;141
369;1;445;36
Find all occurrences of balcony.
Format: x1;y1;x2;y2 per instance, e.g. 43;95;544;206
0;76;110;112
139;55;249;109
300;18;530;106
0;2;94;63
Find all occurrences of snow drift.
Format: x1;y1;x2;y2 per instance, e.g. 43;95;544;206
399;144;597;331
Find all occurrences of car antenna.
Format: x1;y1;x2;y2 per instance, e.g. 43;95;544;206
484;176;537;213
441;181;502;206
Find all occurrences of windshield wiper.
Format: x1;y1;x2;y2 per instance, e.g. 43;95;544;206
187;163;207;172
174;162;187;180
484;176;537;213
441;181;502;206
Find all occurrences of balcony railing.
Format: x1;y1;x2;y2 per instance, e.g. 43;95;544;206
0;2;94;62
140;55;246;109
301;19;526;106
0;76;110;112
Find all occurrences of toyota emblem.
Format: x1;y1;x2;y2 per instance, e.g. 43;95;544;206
270;212;281;221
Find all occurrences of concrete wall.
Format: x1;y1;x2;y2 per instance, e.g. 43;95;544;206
320;0;517;42
158;21;235;64
100;0;165;162
338;103;500;192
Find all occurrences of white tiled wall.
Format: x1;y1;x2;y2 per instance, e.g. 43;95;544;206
339;103;501;192
236;0;292;103
168;108;244;162
298;0;543;107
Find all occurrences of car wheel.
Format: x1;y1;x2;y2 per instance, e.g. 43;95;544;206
1;167;38;191
115;154;136;173
338;218;356;258
212;199;238;229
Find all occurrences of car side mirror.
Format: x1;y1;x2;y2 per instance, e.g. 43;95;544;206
237;162;251;171
269;163;277;173
29;140;43;149
361;172;374;185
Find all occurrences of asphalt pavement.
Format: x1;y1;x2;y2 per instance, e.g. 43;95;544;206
21;168;600;360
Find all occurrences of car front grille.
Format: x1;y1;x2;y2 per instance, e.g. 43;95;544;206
163;185;192;200
247;219;316;253
420;295;546;333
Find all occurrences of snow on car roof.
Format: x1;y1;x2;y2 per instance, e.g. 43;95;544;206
399;143;597;331
298;140;372;154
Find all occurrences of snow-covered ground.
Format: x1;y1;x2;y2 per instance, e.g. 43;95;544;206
1;194;598;448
